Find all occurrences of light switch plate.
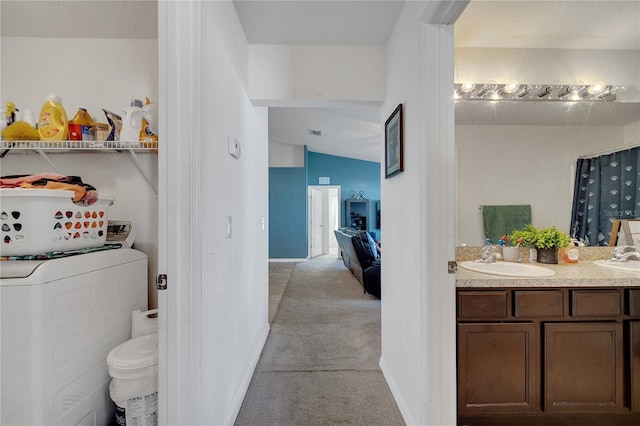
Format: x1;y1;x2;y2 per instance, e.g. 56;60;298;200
228;136;241;159
225;215;232;239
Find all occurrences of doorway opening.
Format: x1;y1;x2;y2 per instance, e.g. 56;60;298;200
308;185;341;258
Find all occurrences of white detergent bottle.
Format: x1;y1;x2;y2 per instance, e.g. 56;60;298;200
119;99;144;146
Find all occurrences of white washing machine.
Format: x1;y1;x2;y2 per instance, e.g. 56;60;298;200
1;248;148;426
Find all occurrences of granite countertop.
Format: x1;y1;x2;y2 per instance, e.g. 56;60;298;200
456;260;640;288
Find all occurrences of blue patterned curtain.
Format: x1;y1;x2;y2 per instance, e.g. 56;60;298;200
570;147;640;246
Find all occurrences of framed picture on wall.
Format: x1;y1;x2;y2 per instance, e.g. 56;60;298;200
385;104;403;178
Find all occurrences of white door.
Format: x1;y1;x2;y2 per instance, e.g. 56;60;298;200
310;187;324;257
157;1;203;424
308;186;341;258
327;188;340;255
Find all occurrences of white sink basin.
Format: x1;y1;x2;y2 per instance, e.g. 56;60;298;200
459;261;556;277
594;259;640;273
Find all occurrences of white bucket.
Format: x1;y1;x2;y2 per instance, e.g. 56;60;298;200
107;333;159;426
131;308;159;338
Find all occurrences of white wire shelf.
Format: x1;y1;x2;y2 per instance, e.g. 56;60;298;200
0;140;158;195
0;140;157;151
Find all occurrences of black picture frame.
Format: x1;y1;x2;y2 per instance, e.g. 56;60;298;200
385;104;403;178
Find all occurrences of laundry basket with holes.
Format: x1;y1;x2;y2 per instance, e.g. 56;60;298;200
0;188;114;256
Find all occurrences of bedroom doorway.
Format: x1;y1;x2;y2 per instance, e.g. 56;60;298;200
308;186;341;258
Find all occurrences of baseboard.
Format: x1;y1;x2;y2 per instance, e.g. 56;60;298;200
268;258;307;262
226;322;270;425
379;356;417;426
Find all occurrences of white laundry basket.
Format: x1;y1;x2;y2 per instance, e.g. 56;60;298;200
0;188;114;256
107;333;159;426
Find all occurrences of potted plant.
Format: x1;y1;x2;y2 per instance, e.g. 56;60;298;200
509;225;572;264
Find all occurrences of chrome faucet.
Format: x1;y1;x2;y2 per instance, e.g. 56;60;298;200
476;244;499;263
610;245;640;262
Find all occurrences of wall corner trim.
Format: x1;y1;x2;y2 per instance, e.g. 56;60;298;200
227;323;270;425
379;356;415;426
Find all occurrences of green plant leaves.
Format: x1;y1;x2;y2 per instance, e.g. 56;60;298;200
509;224;571;249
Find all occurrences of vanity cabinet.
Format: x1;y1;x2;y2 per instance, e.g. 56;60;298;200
458;323;539;414
630;321;640;411
544;322;624;412
457;287;640;424
629;290;640;412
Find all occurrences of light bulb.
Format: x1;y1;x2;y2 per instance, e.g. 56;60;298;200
474;81;497;98
460;82;475;93
610;86;626;95
569;84;585;100
537;86;552;98
483;81;498;93
587;81;607;95
503;81;520;94
526;84;542;94
569;84;585;94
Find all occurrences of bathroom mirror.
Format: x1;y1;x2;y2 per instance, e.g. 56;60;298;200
453;1;640;247
455;100;640;247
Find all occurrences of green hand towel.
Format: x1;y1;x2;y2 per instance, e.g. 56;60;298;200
482;205;531;245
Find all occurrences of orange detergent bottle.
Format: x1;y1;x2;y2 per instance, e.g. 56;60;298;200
68;108;93;141
38;93;69;141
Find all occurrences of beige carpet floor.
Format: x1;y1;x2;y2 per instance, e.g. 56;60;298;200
236;256;404;426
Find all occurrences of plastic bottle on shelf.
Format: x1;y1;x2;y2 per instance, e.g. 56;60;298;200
38;93;69;142
68;108;94;141
139;97;158;148
119;99;144;146
6;102;16;127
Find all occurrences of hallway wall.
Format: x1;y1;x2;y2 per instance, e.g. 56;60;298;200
307;151;381;238
269;150;381;259
379;2;431;425
249;45;386;104
199;2;270;424
269;167;308;258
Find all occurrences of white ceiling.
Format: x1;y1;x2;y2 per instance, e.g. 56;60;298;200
234;1;404;45
2;1;639;162
269;106;382;162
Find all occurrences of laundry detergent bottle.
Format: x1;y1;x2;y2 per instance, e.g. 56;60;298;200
68;108;93;141
38;93;69;141
119;99;144;145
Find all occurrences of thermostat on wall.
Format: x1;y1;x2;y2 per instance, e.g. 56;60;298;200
228;136;241;159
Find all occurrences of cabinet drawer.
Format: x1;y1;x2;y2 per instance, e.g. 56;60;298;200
629;290;640;317
571;290;621;317
458;291;509;319
514;290;564;318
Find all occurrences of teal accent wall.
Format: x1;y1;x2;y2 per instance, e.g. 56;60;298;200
268;150;380;259
269;167;308;258
307;151;381;239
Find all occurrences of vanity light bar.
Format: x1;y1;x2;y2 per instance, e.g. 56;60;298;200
454;83;620;102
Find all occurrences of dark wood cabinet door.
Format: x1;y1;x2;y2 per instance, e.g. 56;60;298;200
631;321;640;411
544;322;624;412
458;323;539;415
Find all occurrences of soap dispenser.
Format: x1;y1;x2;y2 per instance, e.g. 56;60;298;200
119;99;144;146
